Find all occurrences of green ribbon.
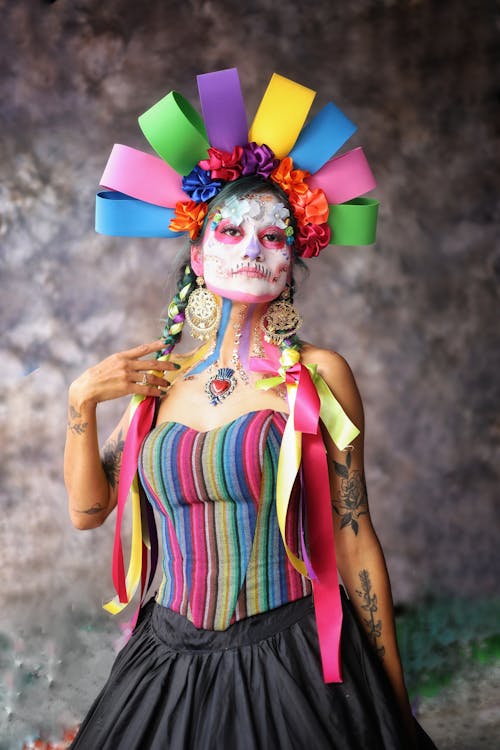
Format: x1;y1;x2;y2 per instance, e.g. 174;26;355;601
138;91;210;176
328;197;379;246
308;365;360;449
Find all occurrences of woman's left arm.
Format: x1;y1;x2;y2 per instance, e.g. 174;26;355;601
307;347;417;747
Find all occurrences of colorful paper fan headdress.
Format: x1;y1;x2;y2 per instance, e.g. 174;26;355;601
96;67;379;255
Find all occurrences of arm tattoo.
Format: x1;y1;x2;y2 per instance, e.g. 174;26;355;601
331;450;368;535
74;502;105;515
356;569;386;661
67;405;88;436
101;429;125;489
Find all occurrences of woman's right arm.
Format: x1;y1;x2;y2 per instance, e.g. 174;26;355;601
64;339;177;530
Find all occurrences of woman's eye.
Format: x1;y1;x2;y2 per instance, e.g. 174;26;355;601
214;222;244;244
221;226;242;237
261;231;285;243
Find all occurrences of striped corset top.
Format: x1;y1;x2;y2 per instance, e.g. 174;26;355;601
138;409;312;631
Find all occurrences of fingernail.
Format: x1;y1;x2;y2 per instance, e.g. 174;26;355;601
173;363;181;369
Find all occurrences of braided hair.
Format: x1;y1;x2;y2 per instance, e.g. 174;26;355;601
278;277;303;355
155;262;197;361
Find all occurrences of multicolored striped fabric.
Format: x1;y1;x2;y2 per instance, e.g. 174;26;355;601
138;409;311;630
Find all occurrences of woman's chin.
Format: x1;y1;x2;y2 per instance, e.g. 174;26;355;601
206;283;284;305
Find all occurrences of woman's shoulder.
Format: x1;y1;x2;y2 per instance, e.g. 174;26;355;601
299;342;354;382
299;341;364;427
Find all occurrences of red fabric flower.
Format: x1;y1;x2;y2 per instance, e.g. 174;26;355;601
199;146;243;181
271;156;310;195
289;187;329;226
169;200;208;239
296;222;331;258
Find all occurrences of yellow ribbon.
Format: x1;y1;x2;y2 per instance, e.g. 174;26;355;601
276;384;307;575
103;473;143;614
249;74;316;159
307;363;360;450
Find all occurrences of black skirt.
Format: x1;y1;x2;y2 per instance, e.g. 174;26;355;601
69;590;437;750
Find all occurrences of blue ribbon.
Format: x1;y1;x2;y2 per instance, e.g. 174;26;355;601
189;298;232;375
95;191;182;238
289;102;357;174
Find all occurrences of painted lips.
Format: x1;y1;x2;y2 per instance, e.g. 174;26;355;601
230;263;271;280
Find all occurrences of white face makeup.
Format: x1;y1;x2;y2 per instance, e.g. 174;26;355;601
192;193;293;304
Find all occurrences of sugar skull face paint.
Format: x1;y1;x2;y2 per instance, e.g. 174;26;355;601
191;193;293;303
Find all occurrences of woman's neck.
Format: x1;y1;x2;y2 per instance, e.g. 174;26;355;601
216;300;268;370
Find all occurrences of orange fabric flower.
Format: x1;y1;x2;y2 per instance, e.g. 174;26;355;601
289;187;329;226
169;200;208;239
270;157;310;195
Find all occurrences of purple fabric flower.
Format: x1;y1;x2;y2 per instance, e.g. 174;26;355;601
182;166;223;201
240;142;279;179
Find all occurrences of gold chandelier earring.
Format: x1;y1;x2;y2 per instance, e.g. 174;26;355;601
260;286;303;346
185;277;221;340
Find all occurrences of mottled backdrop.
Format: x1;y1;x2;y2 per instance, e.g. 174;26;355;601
0;0;498;747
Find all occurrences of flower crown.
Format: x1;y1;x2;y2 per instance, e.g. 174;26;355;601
95;68;379;258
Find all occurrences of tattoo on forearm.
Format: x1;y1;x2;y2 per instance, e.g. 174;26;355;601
331;451;368;535
67;405;88;436
356;569;385;660
74;502;105;515
101;429;125;489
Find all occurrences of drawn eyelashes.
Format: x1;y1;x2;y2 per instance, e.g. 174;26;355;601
215;222;286;247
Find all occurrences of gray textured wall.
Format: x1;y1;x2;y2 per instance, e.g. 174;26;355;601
1;0;499;745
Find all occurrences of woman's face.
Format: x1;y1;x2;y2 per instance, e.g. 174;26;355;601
191;191;293;304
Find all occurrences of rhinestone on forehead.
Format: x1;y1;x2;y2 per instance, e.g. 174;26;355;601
217;194;290;226
219;197;258;225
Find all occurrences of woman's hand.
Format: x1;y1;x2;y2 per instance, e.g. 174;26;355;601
65;339;178;528
69;339;178;408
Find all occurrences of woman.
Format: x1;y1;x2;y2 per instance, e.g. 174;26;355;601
65;70;437;749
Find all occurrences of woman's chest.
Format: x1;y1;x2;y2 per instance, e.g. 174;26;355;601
156;368;287;432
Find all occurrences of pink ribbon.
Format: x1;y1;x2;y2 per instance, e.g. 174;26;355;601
250;348;319;435
308;146;376;205
111;396;156;603
283;362;320;434
303;431;343;682
100;144;188;208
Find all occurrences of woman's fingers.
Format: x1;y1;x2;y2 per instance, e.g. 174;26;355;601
126;369;171;397
122;339;167;358
71;340;178;405
129;358;178;371
129;371;169;388
129;382;170;397
120;341;180;374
